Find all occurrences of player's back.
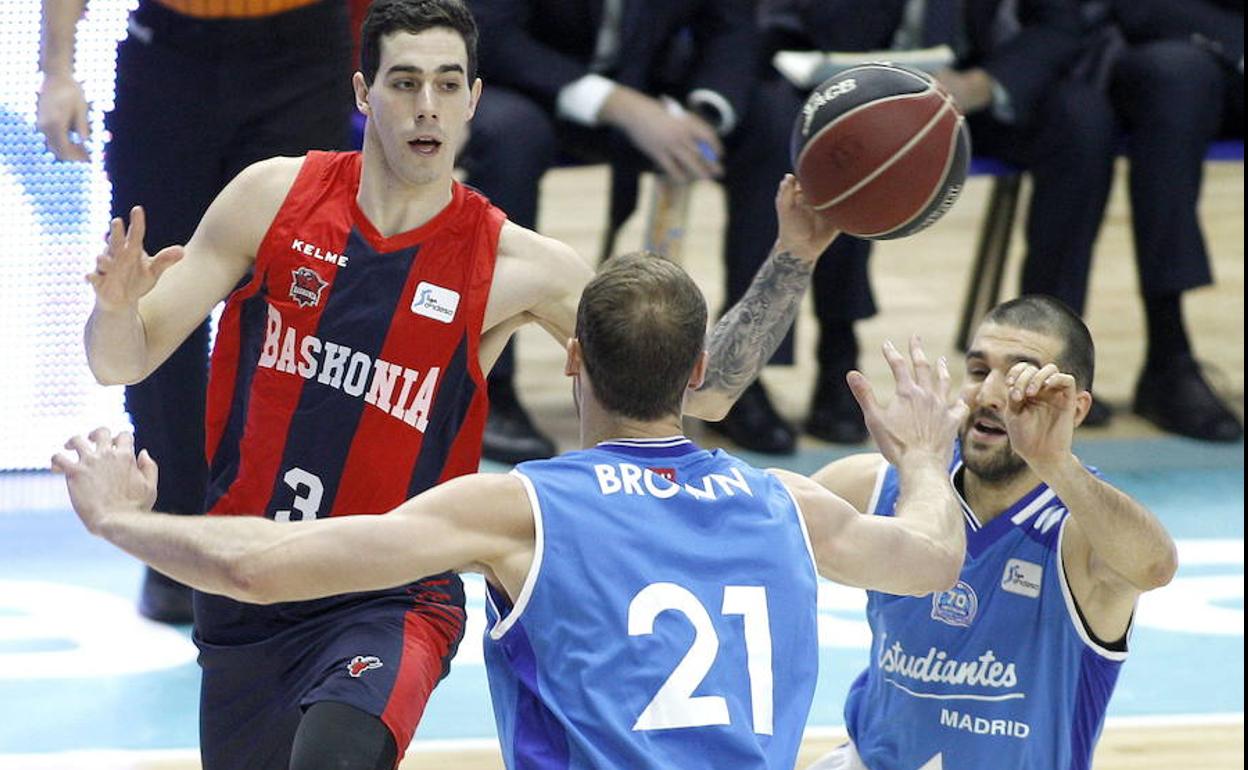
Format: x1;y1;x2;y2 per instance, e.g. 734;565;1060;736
484;437;820;770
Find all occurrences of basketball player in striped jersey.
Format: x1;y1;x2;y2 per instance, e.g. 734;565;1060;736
807;296;1179;770
59;253;969;769
80;2;847;767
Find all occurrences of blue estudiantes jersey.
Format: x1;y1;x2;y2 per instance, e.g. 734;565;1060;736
483;437;820;770
845;447;1127;770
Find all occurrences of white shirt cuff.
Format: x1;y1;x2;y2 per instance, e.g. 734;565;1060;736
556;74;618;127
687;88;736;136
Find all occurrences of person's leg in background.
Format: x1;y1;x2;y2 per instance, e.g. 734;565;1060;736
461;84;558;463
105;8;228;624
1112;39;1243;441
808;236;873;444
971;80;1117;425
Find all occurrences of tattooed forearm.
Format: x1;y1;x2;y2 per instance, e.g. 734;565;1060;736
692;248;815;417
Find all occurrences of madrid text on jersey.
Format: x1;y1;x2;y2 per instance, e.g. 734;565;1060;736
256;304;439;432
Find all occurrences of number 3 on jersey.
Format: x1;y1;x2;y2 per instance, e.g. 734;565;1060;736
275;467;324;522
628;582;773;735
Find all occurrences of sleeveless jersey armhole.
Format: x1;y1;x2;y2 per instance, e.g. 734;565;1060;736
250;152;335;281
767;471;820;580
1056;517;1132;659
865;459;889;515
487;469;546;640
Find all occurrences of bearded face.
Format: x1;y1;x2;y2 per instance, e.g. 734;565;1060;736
959;407;1028;483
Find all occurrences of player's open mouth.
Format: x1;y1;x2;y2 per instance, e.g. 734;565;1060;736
408;137;443;156
969;418;1007;441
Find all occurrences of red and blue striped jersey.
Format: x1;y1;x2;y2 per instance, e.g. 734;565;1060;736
198;151;502;640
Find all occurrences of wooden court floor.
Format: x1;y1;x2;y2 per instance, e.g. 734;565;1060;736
395;722;1247;769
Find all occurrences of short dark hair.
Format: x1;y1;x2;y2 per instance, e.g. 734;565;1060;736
576;252;709;421
360;0;479;85
982;295;1095;390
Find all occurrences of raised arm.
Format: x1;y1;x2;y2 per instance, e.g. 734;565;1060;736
53;428;534;605
38;0;89;161
84;157;298;384
782;337;969;595
1001;362;1178;641
688;174;840;420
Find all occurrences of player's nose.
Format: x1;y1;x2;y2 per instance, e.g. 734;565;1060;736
975;370;1008;410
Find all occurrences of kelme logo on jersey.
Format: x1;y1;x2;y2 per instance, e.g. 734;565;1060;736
931;580;978;627
411;281;460;324
289;267;329;308
347;655;383;678
1001;559;1043;598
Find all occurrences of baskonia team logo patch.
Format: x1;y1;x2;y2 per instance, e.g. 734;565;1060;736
290;266;329;308
347;655;384;678
931;580;978;627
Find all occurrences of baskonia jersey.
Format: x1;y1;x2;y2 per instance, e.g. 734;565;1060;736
845;446;1127;770
198;151;503;641
485;437;820;770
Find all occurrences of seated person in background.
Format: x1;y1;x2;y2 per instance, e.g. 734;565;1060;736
462;0;879;455
56;253;970;770
806;295;1177;770
1072;0;1243;441
764;0;1117;428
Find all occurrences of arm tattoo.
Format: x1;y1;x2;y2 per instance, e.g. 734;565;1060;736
701;249;814;400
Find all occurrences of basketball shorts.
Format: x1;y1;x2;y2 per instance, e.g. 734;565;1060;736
194;591;464;770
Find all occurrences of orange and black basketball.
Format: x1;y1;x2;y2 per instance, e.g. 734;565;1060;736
791;63;970;240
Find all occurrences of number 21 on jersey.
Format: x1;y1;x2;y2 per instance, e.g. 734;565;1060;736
628;582;774;735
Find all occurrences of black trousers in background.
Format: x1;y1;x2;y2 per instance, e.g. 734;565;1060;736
968;82;1118;316
1110;39;1239;299
465;77;875;378
106;0;353;516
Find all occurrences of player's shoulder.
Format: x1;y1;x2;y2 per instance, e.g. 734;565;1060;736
497;221;588;275
215;155;306;215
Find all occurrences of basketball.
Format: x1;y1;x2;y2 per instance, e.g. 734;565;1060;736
791;63;971;240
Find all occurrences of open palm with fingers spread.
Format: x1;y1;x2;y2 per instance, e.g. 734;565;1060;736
51;428;157;535
848;336;969;469
88;206;184;312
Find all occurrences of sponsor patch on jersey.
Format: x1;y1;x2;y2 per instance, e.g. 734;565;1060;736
648;467;676;483
347;655;383;678
289;266;329;308
931;580;978;627
1001;559;1043;598
410;281;460;323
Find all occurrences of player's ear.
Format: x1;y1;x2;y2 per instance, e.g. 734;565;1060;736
686;351;709;391
564;338;582;378
353;72;371;116
1072;389;1094;428
467;78;483;120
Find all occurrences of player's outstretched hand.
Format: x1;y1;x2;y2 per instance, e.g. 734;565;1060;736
88;206;184;312
775;174;840;265
1001;361;1079;473
51;428;158;534
848;336;968;469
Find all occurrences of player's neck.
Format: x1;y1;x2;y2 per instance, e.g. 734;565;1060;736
580;410;686;450
357;146;454;238
961;466;1043;526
